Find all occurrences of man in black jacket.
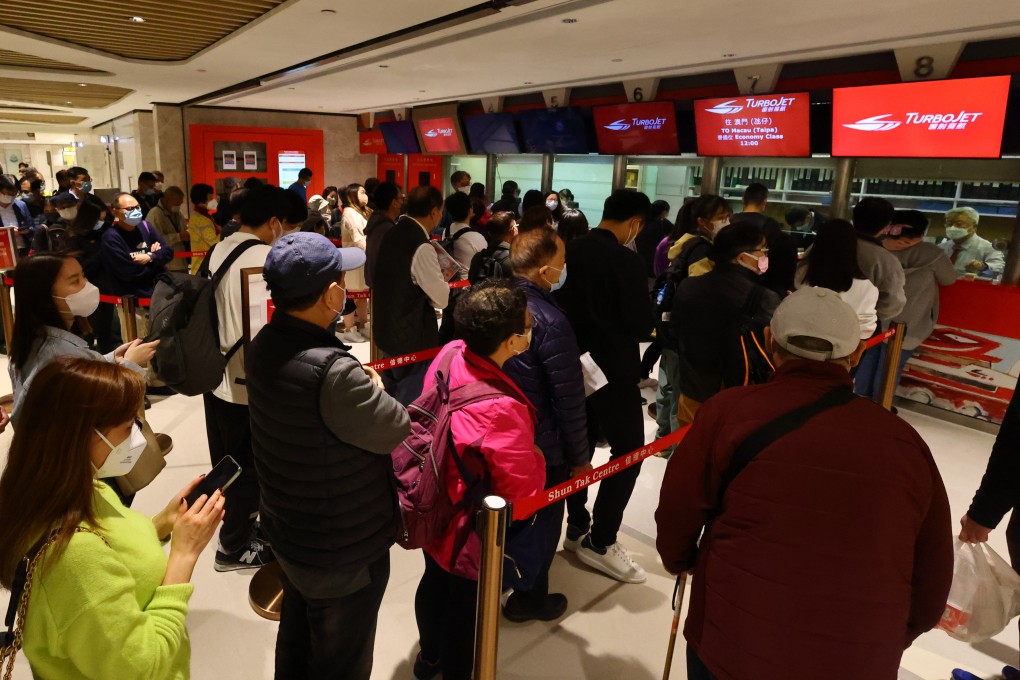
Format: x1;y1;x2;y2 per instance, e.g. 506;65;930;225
364;181;402;289
961;386;1020;573
555;189;654;584
373;185;450;405
733;182;797;298
247;232;410;680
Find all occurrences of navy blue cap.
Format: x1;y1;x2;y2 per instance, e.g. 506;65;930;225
263;232;366;299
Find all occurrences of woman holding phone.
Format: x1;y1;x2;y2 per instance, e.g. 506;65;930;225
0;358;225;679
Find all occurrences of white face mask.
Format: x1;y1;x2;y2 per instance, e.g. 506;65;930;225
58;207;78;221
170;205;181;214
546;200;558;211
710;218;730;236
512;327;532;355
155;182;165;191
457;185;470;194
945;226;970;240
207;199;219;211
93;422;146;478
54;281;100;318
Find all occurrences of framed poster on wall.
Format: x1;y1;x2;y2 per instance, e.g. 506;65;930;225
214;141;266;173
243;151;258;170
222;150;237;170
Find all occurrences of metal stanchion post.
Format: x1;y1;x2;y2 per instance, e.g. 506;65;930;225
0;271;14;356
877;322;907;411
474;496;508;680
121;296;139;341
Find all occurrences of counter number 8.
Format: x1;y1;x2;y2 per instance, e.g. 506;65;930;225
914;56;935;79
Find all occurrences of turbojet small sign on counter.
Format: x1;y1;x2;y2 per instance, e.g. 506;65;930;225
832;75;1010;158
694;92;811;157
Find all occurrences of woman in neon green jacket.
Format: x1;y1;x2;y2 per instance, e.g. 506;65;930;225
0;358;225;679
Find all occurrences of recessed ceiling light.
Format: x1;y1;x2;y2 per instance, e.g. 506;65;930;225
378;65;389;69
129;16;145;23
723;53;736;58
524;82;533;85
320;8;336;14
418;90;426;93
65;101;72;104
78;83;87;87
562;18;578;23
611;58;623;63
197;69;206;73
288;87;295;90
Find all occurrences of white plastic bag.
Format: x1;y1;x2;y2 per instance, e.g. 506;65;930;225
939;539;1020;642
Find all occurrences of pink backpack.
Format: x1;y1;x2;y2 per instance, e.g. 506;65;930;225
391;346;518;550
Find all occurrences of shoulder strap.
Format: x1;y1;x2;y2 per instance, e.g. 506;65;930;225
210;239;263;288
450;228;470;243
718;387;856;501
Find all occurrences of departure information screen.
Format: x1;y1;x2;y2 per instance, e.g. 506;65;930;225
592;102;680;155
415;116;466;154
832;76;1010;158
694;93;811;157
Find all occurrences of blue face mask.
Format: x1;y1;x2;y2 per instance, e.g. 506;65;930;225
144;188;156;196
79;181;92;194
92;220;104;231
122;207;143;227
545;263;567;292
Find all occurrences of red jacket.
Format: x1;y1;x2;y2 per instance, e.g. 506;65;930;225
655;360;953;680
423;341;545;580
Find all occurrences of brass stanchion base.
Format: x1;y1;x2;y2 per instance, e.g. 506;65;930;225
248;562;284;621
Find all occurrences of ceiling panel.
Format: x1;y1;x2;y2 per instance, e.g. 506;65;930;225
3;0;287;61
0;78;132;108
0;49;106;73
0;112;87;124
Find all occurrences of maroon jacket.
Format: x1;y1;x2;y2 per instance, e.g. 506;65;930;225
656;360;952;680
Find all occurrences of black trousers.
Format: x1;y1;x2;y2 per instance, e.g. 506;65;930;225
640;337;661;379
517;464;570;599
415;553;478;680
687;646;719;680
275;554;390;680
381;357;430;407
202;393;259;552
91;302;122;354
566;382;645;548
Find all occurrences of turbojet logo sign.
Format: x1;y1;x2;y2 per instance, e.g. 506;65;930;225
832;76;1010;158
415;117;462;153
695;92;811;157
603;117;669;132
424;128;454;138
592;102;679;154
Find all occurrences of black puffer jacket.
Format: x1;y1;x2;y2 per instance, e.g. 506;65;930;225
503;278;589;468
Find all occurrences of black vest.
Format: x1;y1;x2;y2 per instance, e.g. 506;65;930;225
246;313;395;571
372;216;439;356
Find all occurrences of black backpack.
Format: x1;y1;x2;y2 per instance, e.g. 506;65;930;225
147;240;262;396
722;285;775;389
439;227;471;257
468;244;511;285
653;236;708;345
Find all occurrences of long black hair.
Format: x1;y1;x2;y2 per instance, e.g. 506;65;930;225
10;253;76;369
802;219;865;292
66;200;102;239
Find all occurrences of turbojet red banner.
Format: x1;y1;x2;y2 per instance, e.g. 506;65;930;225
695;92;810;157
416;117;464;154
593;102;680;155
832;76;1010;158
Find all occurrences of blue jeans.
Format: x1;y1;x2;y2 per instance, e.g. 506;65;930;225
854;342;915;402
655;348;681;440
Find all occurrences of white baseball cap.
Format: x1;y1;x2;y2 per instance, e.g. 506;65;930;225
770;287;861;361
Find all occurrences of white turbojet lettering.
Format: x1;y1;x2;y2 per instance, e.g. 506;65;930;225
905;111;983;125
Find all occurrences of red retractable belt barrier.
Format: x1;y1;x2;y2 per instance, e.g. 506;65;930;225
364;346;442;373
449;279;471;289
99;294;151;307
863;328;896;350
512;426;691;521
173;251;207;259
347;290;372;300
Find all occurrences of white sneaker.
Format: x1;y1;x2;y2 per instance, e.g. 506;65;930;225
342;329;369;344
576;538;647;584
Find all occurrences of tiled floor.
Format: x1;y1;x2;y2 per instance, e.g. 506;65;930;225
1;344;1016;680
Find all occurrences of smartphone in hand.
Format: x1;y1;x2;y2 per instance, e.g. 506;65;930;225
184;455;242;508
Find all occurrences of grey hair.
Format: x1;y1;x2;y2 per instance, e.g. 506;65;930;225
946;206;980;226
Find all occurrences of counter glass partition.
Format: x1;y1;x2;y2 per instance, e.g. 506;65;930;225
552;155;614;226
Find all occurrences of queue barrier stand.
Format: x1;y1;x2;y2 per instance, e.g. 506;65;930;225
474;497;509;680
0;272;14;357
877;322;907;412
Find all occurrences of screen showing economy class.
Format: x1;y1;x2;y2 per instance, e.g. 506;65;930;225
831;76;1011;158
463;113;521;154
415;116;465;154
379;120;421;154
519;107;590;154
695;93;811;157
592;102;680;155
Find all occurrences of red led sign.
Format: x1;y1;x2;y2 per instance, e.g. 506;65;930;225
592;102;679;155
695;92;811;157
415;117;465;154
832;76;1010;158
359;130;386;154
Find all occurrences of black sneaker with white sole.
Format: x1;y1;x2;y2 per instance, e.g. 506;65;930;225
214;536;275;572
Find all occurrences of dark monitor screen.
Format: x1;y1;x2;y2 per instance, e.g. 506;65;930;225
519;107;590;154
463;113;521;154
379;120;421;154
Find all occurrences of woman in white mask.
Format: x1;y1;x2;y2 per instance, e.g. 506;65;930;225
666;194;732;278
0;358;225;680
8;253;164;503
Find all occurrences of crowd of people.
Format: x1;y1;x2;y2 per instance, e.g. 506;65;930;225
0;163;1016;680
